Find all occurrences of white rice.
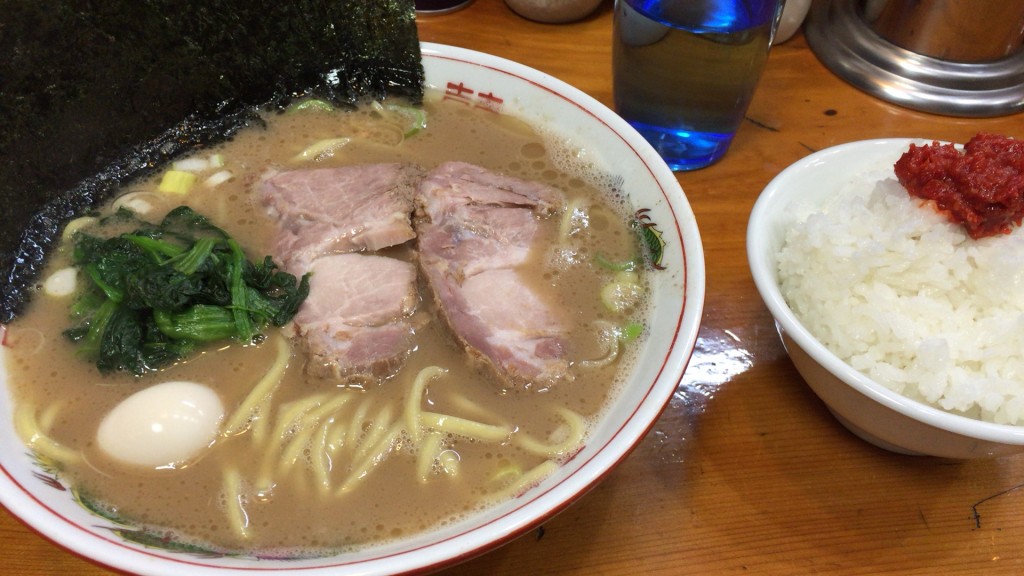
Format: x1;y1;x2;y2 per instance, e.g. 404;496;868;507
777;172;1024;425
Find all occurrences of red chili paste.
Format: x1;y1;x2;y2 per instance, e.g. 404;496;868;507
893;133;1024;239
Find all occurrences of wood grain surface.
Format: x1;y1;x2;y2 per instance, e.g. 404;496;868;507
4;1;1024;574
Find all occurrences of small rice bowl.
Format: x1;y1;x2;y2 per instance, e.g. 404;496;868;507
777;171;1024;425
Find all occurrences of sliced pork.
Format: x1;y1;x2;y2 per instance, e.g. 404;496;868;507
292;253;419;383
260;163;421;272
415;161;570;389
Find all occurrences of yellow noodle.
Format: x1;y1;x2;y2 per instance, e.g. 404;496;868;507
280;394;353;465
419;411;512;443
261;396;392;493
576;321;620;369
326;417;348;454
13;404;79;464
257;437;281;490
351;405;394;465
279;394;352;466
61;216;99;242
280;425;317;467
416;431;445;483
257;395;330;489
38;402;63;431
337;421;403;495
223;466;251;540
277;394;330;435
346;398;373;451
222;335;291;436
311;423;333;493
487;464;523;490
513;407;586;458
306;394;354;424
255;454;278;497
405;366;446;443
577;341;619;369
13;404;42;447
320;401;364;467
248;401;272;446
495;460;559;499
448;391;505;426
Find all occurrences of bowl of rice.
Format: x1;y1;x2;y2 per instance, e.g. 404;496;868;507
747;137;1024;459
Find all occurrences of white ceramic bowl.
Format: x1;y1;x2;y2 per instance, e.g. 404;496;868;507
0;43;705;574
747;138;1024;459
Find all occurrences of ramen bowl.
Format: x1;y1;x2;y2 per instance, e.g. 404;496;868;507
0;43;705;574
747;138;1024;459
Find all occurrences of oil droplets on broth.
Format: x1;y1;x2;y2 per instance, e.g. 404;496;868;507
5;92;649;555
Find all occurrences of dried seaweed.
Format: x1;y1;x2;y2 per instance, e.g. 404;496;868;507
0;0;423;323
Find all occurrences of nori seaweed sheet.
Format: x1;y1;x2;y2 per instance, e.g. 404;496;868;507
0;0;424;323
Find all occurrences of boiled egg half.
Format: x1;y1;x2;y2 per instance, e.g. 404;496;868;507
97;381;224;469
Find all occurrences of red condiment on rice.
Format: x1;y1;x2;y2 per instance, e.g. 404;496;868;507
894;133;1024;239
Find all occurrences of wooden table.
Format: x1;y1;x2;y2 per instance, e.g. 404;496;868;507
4;1;1024;574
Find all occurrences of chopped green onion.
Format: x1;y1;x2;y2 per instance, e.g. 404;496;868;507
616;322;644;342
616;271;639;284
372;101;427;138
204;170;234;188
287;99;335;114
172;157;211;172
487;465;523;489
293;137;351;162
600;271;643;314
595;253;639;272
559;197;589;241
112;192;156;215
158;170;197;195
43;267;79;298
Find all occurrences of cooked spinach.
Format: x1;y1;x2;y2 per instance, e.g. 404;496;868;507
65;206;309;375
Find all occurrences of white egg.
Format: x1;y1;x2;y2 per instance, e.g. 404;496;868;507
97;381;224;469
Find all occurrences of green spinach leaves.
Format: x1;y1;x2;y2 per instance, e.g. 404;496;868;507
65;206;309;375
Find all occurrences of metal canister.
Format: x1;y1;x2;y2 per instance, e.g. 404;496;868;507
862;0;1024;63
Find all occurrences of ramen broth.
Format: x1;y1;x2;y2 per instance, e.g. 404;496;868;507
3;94;647;554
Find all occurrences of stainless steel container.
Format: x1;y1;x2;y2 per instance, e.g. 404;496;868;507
805;0;1024;117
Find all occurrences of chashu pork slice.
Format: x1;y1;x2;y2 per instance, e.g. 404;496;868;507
292;252;419;383
415;161;570;389
260;163;421;273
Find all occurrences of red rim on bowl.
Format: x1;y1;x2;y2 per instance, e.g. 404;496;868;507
0;42;705;575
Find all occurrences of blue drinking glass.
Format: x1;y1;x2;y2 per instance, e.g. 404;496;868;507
613;0;784;171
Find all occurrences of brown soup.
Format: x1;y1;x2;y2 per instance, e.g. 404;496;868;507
3;94;647;556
